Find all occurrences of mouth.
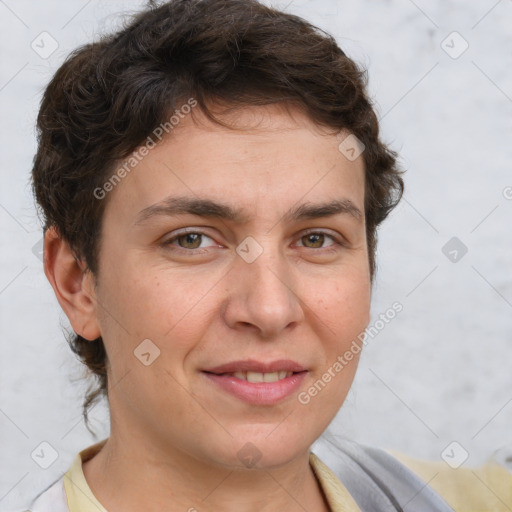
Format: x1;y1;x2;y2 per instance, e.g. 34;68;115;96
203;359;307;375
220;370;295;383
202;360;308;405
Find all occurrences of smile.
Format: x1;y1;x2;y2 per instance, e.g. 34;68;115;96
229;371;294;382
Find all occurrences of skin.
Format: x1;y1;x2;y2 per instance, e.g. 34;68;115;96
44;103;371;512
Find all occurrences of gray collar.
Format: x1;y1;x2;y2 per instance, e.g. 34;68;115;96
312;437;454;511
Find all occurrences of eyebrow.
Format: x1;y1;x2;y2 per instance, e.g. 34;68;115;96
133;196;363;226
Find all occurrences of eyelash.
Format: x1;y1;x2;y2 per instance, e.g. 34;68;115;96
161;228;346;255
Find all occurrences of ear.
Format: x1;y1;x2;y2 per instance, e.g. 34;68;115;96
43;226;101;341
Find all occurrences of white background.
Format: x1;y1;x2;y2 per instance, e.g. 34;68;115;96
1;0;511;509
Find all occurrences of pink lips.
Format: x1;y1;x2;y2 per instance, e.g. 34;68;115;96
202;359;308;405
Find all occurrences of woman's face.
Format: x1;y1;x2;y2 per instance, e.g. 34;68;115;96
88;103;371;468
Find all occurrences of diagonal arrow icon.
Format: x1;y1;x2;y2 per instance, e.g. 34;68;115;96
134;339;161;366
236;236;263;263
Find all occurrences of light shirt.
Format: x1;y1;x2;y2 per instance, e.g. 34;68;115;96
28;439;512;512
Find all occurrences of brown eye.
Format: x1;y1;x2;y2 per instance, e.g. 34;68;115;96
296;231;343;252
301;233;326;248
162;231;217;252
176;233;203;249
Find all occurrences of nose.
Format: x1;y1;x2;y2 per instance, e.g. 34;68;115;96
221;240;305;339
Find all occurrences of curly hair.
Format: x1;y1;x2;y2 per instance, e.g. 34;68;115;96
31;0;404;434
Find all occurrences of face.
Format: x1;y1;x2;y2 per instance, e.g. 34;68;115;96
88;103;371;469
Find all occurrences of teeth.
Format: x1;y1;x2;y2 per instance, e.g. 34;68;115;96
247;371;265;383
231;371;293;382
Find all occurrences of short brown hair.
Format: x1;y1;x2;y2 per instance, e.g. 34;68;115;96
31;0;404;433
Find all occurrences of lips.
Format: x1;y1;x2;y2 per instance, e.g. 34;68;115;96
202;359;308;405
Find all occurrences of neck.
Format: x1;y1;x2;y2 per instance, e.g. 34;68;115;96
82;432;330;512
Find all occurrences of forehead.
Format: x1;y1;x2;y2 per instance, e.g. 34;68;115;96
103;103;366;224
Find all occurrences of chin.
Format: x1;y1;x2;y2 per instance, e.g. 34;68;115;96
200;426;313;471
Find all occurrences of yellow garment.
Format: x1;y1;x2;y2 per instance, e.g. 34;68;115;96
309;453;362;511
63;441;108;512
62;440;512;512
389;450;512;512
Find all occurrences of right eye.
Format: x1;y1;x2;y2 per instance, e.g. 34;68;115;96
161;229;220;254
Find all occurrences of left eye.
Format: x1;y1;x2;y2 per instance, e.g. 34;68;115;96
296;232;339;249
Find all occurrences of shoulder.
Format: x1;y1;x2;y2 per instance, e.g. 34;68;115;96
312;437;455;511
390;447;512;512
26;438;107;512
26;476;69;512
312;438;512;511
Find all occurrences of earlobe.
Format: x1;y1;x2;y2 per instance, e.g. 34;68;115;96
43;226;101;341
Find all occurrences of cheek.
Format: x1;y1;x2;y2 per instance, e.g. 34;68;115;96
311;272;370;394
308;282;369;407
101;259;207;340
317;271;371;333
